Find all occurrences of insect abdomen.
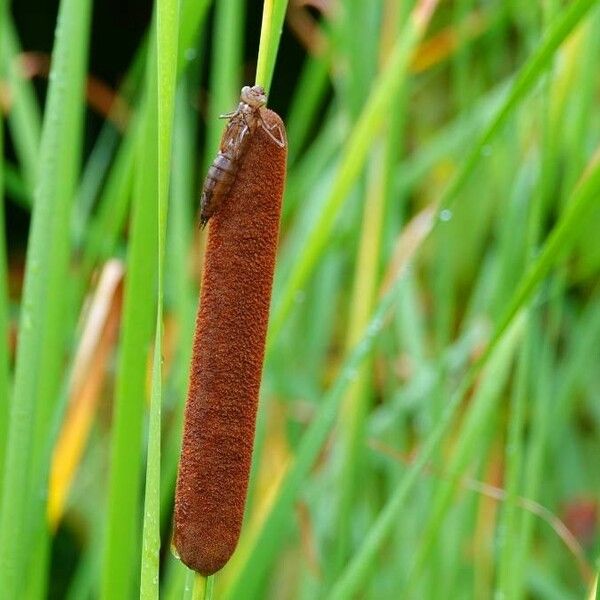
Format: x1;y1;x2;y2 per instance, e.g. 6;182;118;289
200;152;238;226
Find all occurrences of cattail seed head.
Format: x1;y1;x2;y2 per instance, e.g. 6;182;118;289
173;108;287;576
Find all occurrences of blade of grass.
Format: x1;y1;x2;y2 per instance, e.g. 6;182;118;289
191;575;214;600
333;0;412;577
340;0;382;118
268;0;598;346
158;1;206;580
0;0;92;595
266;0;437;343
552;287;600;440
563;8;600;196
100;46;160;600
3;161;31;205
72;124;123;244
161;554;187;600
159;69;199;526
65;535;101;600
255;0;290;92
181;569;195;600
203;0;243;174
404;314;525;592
0;15;42;195
0;76;9;499
140;331;165;599
282;106;343;224
47;261;124;530
286;51;331;163
332;142;386;579
140;0;179;596
80;121;138;278
495;315;532;597
177;0;212;65
0;0;7;491
496;4;561;590
327;146;600;599
510;314;556;594
72;37;147;246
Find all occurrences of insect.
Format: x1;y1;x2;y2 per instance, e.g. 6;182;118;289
199;85;285;227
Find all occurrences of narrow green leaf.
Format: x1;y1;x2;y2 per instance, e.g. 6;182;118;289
255;0;289;92
140;0;180;595
328;150;600;600
0;0;91;595
100;33;160;600
406;314;525;590
267;1;436;343
0;16;42;196
0;77;9;500
268;0;598;346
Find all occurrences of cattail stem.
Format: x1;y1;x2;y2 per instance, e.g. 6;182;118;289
174;109;287;575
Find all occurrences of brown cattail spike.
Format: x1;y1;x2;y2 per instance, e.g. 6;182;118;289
173;108;287;576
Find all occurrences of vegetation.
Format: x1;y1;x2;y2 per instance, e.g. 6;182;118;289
0;0;599;598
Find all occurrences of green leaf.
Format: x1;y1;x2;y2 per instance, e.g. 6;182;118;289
0;0;92;595
255;0;289;92
140;0;180;595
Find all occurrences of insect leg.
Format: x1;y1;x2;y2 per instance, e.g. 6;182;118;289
219;110;239;119
235;114;251;146
260;118;286;148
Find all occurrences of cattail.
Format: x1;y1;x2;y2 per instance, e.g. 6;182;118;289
173;108;287;576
